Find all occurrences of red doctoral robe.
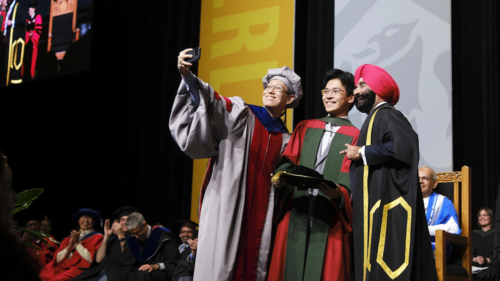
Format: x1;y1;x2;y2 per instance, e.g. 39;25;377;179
34;235;59;264
22;13;41;78
39;232;103;281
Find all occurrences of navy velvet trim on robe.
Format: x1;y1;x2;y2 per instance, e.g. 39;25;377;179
248;104;288;133
127;226;169;262
81;231;101;241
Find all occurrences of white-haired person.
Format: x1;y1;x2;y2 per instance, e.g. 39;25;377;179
116;212;178;281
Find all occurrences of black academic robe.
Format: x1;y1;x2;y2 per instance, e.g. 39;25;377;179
472;229;500;280
351;104;437;281
494;182;500;270
113;227;178;281
171;249;195;281
71;236;123;281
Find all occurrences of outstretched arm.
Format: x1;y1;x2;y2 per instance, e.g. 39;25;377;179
169;48;248;160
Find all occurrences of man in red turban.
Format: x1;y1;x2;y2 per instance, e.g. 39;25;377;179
341;64;437;281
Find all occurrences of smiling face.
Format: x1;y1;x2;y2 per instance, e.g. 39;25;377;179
419;167;437;198
179;226;194;244
119;215;129;232
78;215;95;231
478;209;492;228
322;78;354;117
262;79;294;117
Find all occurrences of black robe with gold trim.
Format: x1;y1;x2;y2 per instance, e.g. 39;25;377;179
351;104;437;281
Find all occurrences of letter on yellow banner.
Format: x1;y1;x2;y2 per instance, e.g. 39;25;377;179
211;6;280;59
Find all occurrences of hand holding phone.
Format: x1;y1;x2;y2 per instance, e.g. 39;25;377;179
186;47;201;63
178;47;201;77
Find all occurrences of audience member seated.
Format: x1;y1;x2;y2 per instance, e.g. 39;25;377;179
39;208;104;281
472;208;499;281
0;153;41;280
28;217;59;264
20;219;47;270
419;166;461;258
41;217;54;235
73;205;140;281
26;219;41;231
117;212;178;281
172;220;198;281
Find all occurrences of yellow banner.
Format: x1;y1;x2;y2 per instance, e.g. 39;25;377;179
190;0;295;223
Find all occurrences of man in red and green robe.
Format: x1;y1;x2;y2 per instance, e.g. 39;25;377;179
269;69;359;281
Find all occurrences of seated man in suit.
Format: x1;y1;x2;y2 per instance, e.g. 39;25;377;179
173;220;198;281
118;212;178;281
419;166;461;258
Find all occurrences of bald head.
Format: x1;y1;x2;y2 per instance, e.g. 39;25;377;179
419;166;437;198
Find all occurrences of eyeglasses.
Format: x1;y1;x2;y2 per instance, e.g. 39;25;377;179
478;214;490;217
321;88;345;96
180;230;193;234
419;176;435;182
265;85;286;93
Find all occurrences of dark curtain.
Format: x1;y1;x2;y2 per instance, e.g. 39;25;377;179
3;0;201;240
293;0;335;123
452;0;500;224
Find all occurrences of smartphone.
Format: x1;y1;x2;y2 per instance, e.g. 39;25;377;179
186;47;201;63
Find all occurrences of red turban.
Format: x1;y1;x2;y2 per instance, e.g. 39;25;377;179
354;64;400;105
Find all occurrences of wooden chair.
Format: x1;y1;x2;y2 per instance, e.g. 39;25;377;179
48;0;80;60
434;166;471;281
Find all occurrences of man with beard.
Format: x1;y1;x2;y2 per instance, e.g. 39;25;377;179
268;68;359;281
341;64;436;281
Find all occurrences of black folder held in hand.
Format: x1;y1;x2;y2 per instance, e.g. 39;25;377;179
272;165;337;190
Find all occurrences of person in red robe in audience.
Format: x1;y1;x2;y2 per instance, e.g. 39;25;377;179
22;1;41;80
36;217;59;263
39;208;103;281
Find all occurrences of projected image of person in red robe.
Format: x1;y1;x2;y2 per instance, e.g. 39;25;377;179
22;1;41;80
39;208;103;281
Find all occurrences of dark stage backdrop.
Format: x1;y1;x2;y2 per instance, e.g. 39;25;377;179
451;0;500;226
1;0;499;240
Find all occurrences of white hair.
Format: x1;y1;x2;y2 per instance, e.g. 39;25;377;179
125;212;145;229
